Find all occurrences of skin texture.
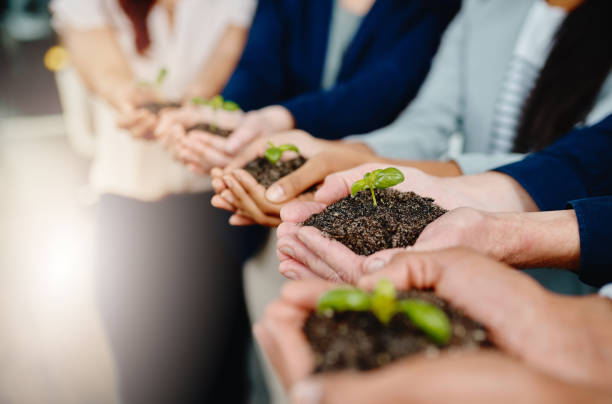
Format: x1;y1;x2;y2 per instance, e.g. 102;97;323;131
275;163;537;283
254;249;612;404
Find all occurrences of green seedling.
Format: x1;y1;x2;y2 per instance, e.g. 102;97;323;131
350;167;405;207
316;279;451;345
155;67;168;86
397;299;451;345
371;279;397;324
190;95;241;131
264;142;300;165
317;288;371;313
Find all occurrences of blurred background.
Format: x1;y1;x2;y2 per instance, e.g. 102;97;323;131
1;1;119;402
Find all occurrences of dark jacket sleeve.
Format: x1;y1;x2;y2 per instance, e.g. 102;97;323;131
494;115;612;211
221;0;286;111
281;8;453;139
567;197;612;287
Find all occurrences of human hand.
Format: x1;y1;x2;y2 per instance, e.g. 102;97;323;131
210;131;370;226
359;248;612;388
255;274;612;404
223;105;295;155
112;82;162;140
363;208;580;271
276;164;485;283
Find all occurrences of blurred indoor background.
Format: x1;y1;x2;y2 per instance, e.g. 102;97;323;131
1;1;119;402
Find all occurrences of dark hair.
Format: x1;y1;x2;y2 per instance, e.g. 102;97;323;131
118;0;157;55
513;0;612;153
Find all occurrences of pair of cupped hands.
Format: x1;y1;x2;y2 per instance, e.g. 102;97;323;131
112;84;292;173
257;248;612;404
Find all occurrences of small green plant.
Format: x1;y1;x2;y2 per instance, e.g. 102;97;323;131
264;142;299;165
138;67;168;97
191;95;240;131
316;279;451;345
350;167;405;207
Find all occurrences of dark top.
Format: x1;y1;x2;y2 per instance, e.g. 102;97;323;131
495;115;612;286
222;0;460;139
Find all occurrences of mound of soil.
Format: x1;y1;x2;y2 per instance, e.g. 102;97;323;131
186;122;232;138
304;290;491;373
243;155;309;188
140;101;181;115
303;188;446;256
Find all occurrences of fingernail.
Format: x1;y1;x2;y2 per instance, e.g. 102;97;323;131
283;271;297;280
366;259;385;273
290;380;322;404
279;246;295;258
266;184;285;202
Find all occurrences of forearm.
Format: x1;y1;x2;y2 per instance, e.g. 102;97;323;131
185;25;249;100
61;27;134;108
496;210;580;269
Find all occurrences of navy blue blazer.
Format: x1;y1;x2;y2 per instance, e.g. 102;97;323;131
222;0;460;139
496;115;612;287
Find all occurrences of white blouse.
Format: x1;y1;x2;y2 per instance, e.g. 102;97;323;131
50;0;255;200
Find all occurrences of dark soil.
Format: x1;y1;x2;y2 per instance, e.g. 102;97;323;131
244;155;313;189
140;101;181;114
186;122;232;138
304;290;492;373
303;188;446;256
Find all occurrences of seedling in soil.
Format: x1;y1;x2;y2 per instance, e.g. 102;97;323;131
137;68;182;113
191;95;240;132
264;142;300;165
350;167;405;206
316;279;451;345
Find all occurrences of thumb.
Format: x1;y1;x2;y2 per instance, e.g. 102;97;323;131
361;248;408;275
313;174;351;205
225;123;260;155
266;158;328;203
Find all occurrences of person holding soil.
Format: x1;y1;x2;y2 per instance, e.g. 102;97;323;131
276;114;612;288
50;0;259;402
254;248;612;403
213;0;612;227
168;0;460;173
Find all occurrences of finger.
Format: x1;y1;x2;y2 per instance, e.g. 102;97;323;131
280;279;336;309
225;139;267;171
229;213;256;226
296;227;365;284
211;177;227;194
189;131;228;152
314;173;352;205
277;235;342;282
116;108;148;128
188;138;233;168
225;124;260;155
211;194;237;212
265;157;330;204
280;201;327;223
187;163;209;176
278;260;321;281
234;169;281;216
361;248;409;275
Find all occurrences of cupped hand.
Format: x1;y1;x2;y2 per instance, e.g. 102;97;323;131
255;275;612;404
276;164;487;283
113;84;162;140
359;248;612;388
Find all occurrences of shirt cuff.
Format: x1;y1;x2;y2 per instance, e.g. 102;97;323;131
495;154;588;211
568;197;612;287
599;283;612;300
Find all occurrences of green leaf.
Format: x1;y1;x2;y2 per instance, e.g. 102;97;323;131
351;179;367;197
397;299;451;345
156;67;168;86
317;289;371;312
278;144;300;154
210;95;224;110
372;167;405;189
191;96;208;105
264;147;282;165
371;279;397;324
222;100;240;111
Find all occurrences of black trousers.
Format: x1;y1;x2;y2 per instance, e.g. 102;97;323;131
96;192;264;404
